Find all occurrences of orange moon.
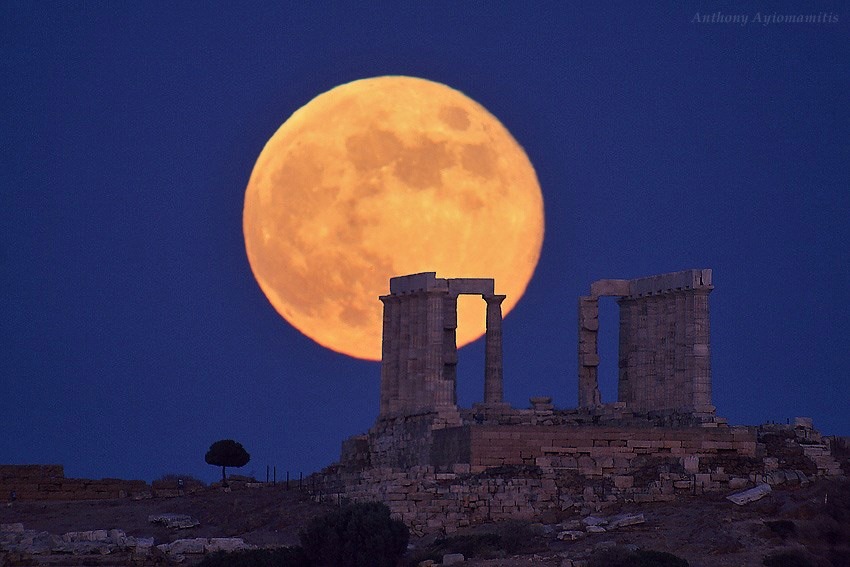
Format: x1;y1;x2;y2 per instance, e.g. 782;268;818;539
243;76;544;361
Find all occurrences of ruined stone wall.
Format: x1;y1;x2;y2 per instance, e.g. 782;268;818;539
367;414;442;468
618;288;713;414
312;452;807;536
322;420;844;534
460;425;757;472
579;269;714;416
0;465;149;501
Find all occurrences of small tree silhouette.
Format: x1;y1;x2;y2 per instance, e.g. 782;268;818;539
205;440;250;484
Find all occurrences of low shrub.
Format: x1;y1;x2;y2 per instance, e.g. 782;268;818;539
492;520;547;554
299;501;409;567
763;550;815;567
197;547;307;567
589;546;689;567
410;533;503;564
407;520;548;564
765;520;796;539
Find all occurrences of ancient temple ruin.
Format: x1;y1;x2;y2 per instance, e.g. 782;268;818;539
378;272;506;422
377;269;717;423
578;269;715;416
318;269;844;535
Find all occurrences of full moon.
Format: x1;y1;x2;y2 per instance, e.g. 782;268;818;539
243;76;544;361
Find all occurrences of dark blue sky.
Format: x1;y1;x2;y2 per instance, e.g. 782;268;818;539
2;2;848;483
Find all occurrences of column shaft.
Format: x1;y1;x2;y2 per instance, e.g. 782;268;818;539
483;295;506;404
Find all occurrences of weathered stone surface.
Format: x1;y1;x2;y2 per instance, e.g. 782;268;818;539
380;273;503;419
586;525;607;534
443;552;465;565
582;269;714;416
582;515;608;527
590;279;631;297
166;538;208;555
206;537;252;553
62;529;110;542
607;513;645;530
148;513;200;529
557;530;586;541
726;483;771;505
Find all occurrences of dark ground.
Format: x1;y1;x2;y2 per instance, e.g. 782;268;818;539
1;479;848;566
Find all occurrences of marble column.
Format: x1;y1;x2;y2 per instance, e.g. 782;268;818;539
578;296;601;408
483;294;506;404
691;288;713;412
425;291;453;407
378;295;400;416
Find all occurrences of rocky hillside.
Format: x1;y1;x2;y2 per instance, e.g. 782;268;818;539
1;478;848;566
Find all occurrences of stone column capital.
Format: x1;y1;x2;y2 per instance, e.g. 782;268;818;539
483;294;506;305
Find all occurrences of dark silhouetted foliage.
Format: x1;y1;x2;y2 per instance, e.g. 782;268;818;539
407;520;547;564
204;439;250;483
765;519;796;539
299;501;409;567
589;546;689;567
197;546;307;567
412;533;503;563
763;550;815;567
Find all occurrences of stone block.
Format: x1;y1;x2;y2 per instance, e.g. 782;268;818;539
590;279;631;297
726;483;771;505
206;538;250;553
148;513;200;529
443;553;465;565
608;513;646;529
695;473;712;486
582;515;608;527
613;476;634;489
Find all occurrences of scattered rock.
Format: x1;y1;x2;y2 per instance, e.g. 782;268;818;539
206;537;253;553
582;515;608;527
557;530;586;541
148;513;200;529
586;525;607;534
162;538;207;555
559;519;583;531
607;513;646;530
62;529;110;542
726;483;771;505
443;552;465;565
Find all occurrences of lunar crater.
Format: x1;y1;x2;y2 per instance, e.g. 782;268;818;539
439;105;471;130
